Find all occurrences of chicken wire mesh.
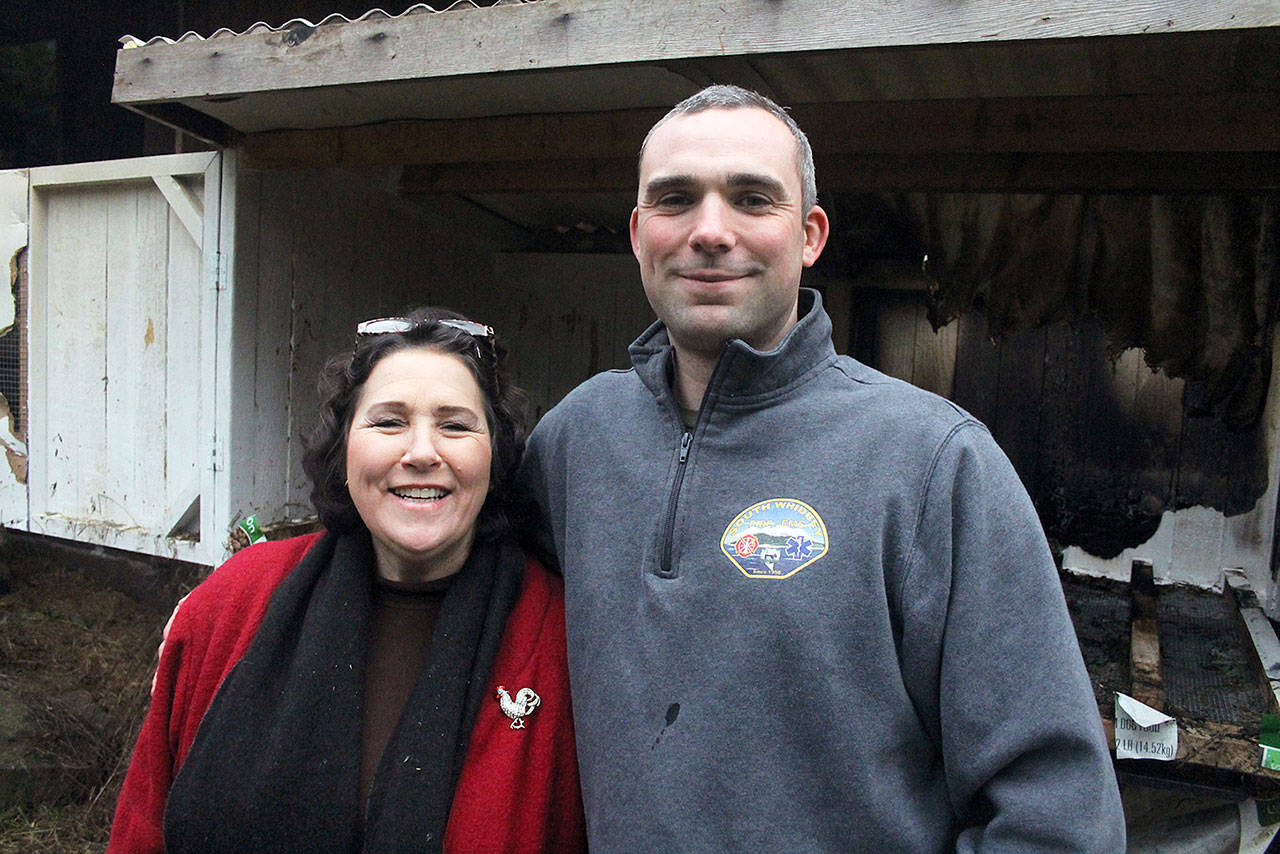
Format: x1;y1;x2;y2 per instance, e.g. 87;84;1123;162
1;245;25;438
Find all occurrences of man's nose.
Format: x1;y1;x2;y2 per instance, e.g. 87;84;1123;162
687;196;736;254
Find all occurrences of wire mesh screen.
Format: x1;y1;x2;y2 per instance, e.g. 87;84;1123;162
1;245;26;439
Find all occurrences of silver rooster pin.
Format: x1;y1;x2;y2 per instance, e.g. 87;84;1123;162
495;685;541;729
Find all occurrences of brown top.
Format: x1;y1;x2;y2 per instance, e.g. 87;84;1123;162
359;573;452;813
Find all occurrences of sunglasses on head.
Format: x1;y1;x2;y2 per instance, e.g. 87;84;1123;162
356;317;495;339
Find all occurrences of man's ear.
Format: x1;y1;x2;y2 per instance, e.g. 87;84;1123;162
802;204;830;267
629;207;642;258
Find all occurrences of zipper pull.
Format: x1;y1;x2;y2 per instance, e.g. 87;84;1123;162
678;432;692;463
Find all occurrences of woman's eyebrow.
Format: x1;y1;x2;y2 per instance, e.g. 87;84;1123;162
434;405;479;416
361;398;406;412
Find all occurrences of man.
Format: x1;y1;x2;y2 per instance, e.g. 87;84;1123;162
519;85;1125;851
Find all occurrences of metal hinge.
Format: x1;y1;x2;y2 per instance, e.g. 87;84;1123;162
208;251;227;290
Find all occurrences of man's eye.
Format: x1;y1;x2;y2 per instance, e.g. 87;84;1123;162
739;193;772;209
656;193;692;208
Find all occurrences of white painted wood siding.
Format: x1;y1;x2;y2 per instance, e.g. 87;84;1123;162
227;167;529;530
227;167;650;536
1062;330;1280;605
26;153;224;563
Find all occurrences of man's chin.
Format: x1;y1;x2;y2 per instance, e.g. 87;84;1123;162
667;315;747;354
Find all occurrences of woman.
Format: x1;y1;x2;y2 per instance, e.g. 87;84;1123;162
109;308;585;852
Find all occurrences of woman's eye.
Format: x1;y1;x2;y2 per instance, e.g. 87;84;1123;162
370;417;404;429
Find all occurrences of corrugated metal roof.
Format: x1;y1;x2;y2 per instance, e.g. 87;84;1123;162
119;0;532;48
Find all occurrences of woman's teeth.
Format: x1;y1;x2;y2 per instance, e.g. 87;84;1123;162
391;487;447;500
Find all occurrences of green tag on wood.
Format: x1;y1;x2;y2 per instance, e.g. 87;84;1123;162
238;515;267;545
1259;714;1280;771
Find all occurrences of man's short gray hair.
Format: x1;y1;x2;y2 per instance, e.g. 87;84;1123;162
638;84;818;214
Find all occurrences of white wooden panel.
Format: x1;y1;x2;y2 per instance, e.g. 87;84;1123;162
308;187;515;512
491;253;648;420
152;175;203;249
32;514;204;561
0;169;29;528
1064;499;1275;593
282;172;367;516
1168;505;1228;588
228;168;525;531
27;153;221;563
165;193;204;529
42;185;111;521
104;183;169;528
226;169;289;534
202;153;230;564
29;153;217;188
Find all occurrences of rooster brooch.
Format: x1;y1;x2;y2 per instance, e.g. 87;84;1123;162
495;685;541;729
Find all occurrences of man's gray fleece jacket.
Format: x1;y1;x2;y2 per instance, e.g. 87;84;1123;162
519;289;1125;852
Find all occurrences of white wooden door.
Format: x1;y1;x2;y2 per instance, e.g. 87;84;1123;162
25;152;229;564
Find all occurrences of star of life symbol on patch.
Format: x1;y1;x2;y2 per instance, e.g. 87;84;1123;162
721;499;829;579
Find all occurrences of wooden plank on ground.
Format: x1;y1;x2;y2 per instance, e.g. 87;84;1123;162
1130;559;1166;710
1107;715;1280;795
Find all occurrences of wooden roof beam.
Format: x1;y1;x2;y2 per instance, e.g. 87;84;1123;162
113;0;1278;108
394;152;1280;194
241;93;1280;173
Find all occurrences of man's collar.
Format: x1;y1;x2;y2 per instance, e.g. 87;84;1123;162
629;288;836;405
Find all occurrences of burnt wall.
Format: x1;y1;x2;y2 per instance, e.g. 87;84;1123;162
824;193;1279;560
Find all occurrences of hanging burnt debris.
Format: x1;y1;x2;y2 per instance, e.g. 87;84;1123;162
825;193;1279;559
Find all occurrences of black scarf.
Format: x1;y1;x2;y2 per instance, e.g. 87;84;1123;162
163;529;525;852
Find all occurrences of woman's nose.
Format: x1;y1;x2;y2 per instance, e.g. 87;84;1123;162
401;428;442;467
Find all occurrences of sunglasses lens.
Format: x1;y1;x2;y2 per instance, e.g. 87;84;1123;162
439;320;494;339
356;318;415;335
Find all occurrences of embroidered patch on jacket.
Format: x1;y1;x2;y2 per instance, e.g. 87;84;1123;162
721;499;829;579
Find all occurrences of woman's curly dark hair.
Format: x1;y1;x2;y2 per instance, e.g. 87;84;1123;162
301;306;530;540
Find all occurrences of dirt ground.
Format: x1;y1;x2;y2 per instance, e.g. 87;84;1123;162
0;546;168;853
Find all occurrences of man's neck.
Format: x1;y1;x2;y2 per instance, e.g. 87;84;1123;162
670;348;718;414
665;299;808;412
